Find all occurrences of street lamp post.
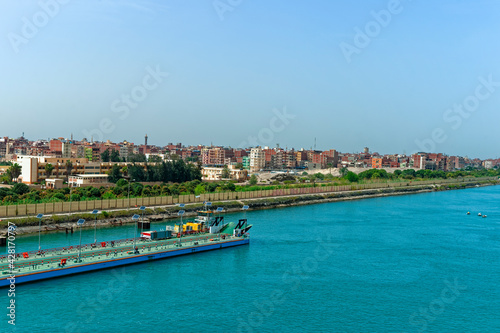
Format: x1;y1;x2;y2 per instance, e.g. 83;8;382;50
77;219;85;262
132;214;140;253
68;184;72;219
139;206;146;238
91;210;99;244
216;207;224;240
205;202;212;232
37;213;44;252
177;207;185;246
127;178;136;211
242;205;249;231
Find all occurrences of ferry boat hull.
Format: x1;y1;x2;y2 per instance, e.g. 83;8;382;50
0;238;249;288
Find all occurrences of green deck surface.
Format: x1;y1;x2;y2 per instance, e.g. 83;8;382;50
0;232;246;276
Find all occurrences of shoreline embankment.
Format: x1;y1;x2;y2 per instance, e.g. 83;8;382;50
2;179;497;237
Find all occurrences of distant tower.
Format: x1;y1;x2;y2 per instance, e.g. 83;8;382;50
314;137;317;150
364;147;369;154
71;133;73;141
145;134;148;146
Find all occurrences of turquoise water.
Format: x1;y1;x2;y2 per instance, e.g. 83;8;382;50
2;186;499;333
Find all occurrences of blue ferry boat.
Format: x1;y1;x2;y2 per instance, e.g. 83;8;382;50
0;209;251;287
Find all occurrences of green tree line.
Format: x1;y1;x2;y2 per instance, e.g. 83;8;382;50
0;167;498;206
108;159;202;183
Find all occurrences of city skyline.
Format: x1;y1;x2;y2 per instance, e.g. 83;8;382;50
1;1;500;159
1;133;498;162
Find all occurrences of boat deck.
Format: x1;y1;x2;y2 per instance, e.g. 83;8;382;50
0;233;239;277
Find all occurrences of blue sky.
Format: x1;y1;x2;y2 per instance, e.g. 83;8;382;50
1;0;499;158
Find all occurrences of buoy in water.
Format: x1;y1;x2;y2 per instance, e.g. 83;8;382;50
467;212;470;215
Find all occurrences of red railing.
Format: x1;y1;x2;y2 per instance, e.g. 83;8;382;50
0;235;213;269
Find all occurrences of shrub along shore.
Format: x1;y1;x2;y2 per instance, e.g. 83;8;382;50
2;178;496;236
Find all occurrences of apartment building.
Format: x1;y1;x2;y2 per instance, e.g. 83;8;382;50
250;148;265;172
202;147;225;166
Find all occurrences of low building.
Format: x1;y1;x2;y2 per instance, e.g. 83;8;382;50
304;161;321;170
202;166;248;182
68;174;109;187
0;165;9;175
484;160;494;169
46;178;64;189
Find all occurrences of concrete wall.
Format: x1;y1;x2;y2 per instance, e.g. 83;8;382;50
0;177;496;218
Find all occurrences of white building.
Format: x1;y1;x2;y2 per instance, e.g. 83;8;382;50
250;148;265;173
19;156;38;184
68;174;109;187
202;166;248;182
145;153;168;161
484;160;494;169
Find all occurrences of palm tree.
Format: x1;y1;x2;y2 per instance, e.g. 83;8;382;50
45;163;54;181
65;160;73;181
221;165;230;179
8;163;22;182
340;167;348;178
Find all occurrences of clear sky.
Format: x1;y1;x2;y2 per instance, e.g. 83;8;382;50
1;0;499;159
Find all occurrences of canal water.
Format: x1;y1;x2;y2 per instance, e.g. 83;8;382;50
2;186;499;332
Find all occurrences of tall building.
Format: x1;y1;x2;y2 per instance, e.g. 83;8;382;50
0;137;7;158
201;147;225;166
62;142;72;159
250;148;265;172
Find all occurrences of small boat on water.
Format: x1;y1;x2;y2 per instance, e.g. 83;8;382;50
478;213;482;216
